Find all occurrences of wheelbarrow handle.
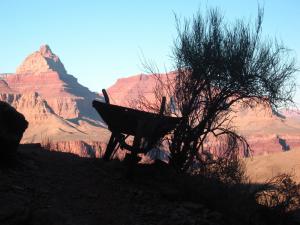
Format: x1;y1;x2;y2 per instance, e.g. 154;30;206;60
102;89;110;104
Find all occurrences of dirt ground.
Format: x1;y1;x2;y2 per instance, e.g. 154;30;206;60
0;145;221;225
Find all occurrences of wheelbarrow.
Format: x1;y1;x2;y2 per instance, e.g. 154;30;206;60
92;89;181;163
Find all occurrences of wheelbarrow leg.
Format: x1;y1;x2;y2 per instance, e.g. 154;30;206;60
125;120;145;178
103;133;118;161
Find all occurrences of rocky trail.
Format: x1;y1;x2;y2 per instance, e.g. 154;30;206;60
0;145;223;225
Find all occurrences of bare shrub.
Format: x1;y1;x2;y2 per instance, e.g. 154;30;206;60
138;7;297;178
189;134;248;184
255;174;300;213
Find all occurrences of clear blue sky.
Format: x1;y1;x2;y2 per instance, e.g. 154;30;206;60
0;0;299;103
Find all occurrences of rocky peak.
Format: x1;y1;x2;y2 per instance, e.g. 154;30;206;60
39;44;53;57
16;45;67;75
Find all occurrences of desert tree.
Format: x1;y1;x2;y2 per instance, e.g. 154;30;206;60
137;7;297;176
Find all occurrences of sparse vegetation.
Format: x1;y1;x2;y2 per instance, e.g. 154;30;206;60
154;7;296;174
137;6;297;178
141;8;295;176
255;173;300;214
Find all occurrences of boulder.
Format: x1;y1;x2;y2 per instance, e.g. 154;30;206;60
0;101;28;160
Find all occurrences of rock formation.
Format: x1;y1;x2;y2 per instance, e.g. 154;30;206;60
16;45;67;75
0;45;108;157
1;45;102;121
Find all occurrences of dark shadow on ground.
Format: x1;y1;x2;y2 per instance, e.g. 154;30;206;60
0;145;299;225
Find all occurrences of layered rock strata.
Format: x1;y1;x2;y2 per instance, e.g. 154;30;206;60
0;45;107;157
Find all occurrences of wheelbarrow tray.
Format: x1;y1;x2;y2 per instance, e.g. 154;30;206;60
92;100;180;137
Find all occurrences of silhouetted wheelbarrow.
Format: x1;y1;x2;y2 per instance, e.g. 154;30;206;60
92;89;181;164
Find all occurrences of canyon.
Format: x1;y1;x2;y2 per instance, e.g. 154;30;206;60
1;45;300;162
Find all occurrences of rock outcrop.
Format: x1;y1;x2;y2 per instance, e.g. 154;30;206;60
0;101;28;161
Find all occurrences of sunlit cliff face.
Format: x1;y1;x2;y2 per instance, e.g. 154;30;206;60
0;45;107;157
